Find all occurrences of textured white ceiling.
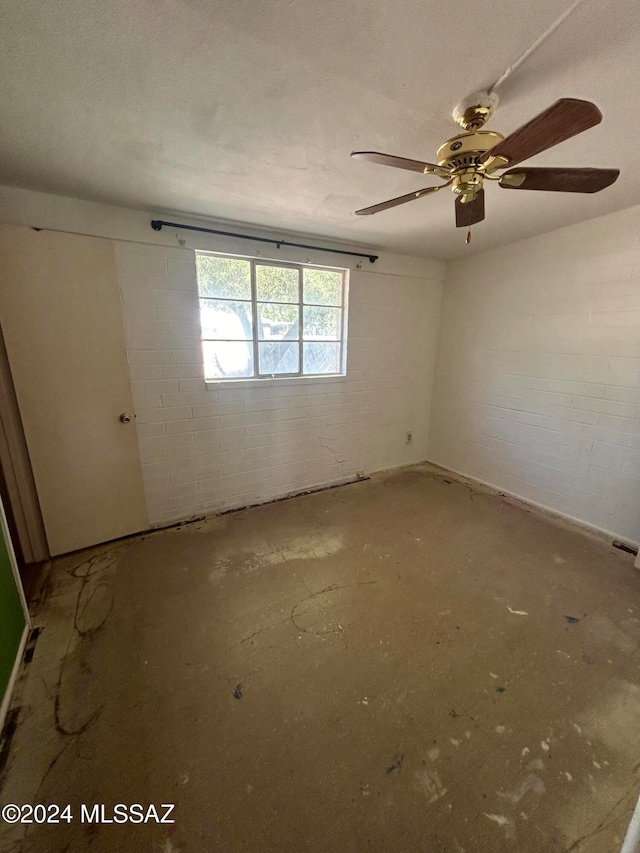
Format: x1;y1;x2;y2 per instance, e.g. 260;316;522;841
0;0;638;259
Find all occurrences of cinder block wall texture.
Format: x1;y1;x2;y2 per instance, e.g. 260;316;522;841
116;243;444;526
428;206;640;544
4;186;637;543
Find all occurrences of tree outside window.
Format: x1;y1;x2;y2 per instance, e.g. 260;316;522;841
196;254;346;380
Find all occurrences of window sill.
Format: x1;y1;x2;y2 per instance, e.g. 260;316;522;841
205;373;347;390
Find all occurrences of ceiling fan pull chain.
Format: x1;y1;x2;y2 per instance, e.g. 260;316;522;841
466;228;471;244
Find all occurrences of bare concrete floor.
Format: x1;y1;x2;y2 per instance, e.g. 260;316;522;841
1;463;640;852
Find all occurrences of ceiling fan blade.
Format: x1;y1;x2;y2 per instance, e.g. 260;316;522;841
355;184;447;215
351;150;450;177
482;99;602;168
455;190;485;227
499;167;620;193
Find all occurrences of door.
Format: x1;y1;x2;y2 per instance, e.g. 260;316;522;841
0;226;148;556
0;494;27;724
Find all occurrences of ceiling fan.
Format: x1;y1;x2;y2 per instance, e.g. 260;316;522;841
351;95;619;231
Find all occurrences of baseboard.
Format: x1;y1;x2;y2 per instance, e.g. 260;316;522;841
146;473;373;532
0;622;29;734
422;458;640;552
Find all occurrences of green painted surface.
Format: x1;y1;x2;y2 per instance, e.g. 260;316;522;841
0;518;25;704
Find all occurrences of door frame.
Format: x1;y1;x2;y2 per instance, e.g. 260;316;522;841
0;325;49;565
0;495;30;732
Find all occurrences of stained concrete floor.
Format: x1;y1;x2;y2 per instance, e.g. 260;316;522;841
1;463;640;852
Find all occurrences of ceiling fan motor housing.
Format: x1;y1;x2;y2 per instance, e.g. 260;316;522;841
438;130;504;202
437;130;504;170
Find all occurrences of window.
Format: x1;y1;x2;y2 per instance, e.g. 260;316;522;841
196;253;347;381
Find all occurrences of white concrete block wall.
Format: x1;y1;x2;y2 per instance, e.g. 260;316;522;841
428;206;640;544
116;242;444;526
5;186;637;543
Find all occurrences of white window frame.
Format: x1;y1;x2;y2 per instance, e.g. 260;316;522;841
196;251;348;383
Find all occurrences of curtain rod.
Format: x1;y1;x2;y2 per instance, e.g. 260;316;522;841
150;220;378;263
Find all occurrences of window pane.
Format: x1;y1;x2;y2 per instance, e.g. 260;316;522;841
303;342;341;375
197;256;251;299
203;340;254;379
303;269;342;306
256;265;298;303
303;306;341;340
257;303;299;340
258;341;299;375
200;299;253;340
